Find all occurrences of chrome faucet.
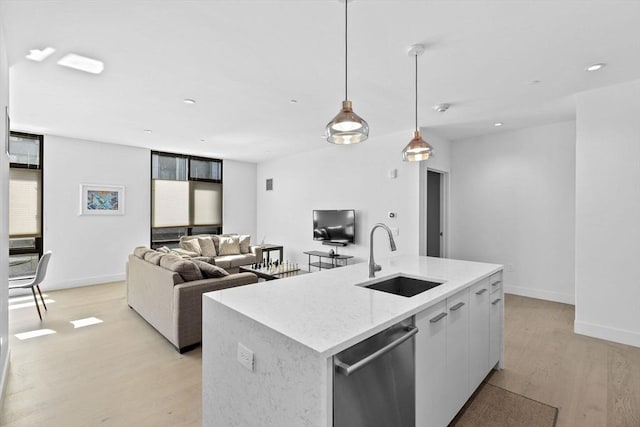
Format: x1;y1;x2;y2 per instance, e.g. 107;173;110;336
369;223;397;278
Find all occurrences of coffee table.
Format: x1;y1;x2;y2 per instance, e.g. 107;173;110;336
239;264;309;281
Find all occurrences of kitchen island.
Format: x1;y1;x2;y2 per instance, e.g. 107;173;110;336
202;255;503;426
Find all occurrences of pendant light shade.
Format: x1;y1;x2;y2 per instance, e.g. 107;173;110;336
326;0;369;145
402;44;433;161
326;100;369;144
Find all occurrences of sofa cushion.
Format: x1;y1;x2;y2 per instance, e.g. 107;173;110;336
143;251;164;265
171;248;199;258
193;260;229;278
218;236;241;255
198;237;217;257
180;238;202;256
239;235;251;254
215;254;257;268
160;254;203;282
157;246;171;253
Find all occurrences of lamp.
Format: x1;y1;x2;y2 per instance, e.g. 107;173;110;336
402;44;433;162
326;0;369;145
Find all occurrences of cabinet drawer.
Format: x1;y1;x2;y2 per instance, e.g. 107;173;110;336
489;272;503;294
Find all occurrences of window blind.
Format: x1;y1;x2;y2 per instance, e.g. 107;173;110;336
9;168;42;237
152;180;190;227
191;181;222;226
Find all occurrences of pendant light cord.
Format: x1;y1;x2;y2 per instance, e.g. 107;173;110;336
344;0;348;101
415;52;418;132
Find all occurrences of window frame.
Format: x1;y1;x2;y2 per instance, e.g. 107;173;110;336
150;151;223;248
9;131;44;266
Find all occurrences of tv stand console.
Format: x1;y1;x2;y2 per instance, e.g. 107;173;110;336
304;251;353;271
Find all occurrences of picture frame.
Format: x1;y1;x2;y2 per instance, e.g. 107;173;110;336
80;184;125;215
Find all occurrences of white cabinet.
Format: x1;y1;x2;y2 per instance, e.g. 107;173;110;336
445;288;470;420
415;300;448;427
415;271;503;427
415;288;470;427
468;278;490;395
489;272;504;370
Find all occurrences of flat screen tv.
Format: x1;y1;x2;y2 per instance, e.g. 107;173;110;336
313;209;355;244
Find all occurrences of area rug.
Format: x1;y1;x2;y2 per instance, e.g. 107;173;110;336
449;382;558;427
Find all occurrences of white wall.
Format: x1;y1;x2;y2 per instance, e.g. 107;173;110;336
574;80;640;347
43;135;150;289
450;121;576;304
256;130;450;265
0;15;11;405
223;159;257;239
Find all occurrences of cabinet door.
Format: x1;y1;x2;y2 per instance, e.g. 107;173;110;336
445;288;470;424
468;279;490;395
489;293;503;370
415;300;448;427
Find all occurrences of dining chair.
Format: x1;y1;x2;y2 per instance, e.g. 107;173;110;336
9;251;52;321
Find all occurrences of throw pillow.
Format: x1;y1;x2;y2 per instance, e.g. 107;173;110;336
160;255;203;281
239;235;251;254
180;238;202;256
198;237;217;257
193;260;229;278
171;248;199;258
156;246;171;253
133;246;152;259
218;235;241;255
144;251;164;265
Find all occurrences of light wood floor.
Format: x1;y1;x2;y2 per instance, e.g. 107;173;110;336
1;284;639;426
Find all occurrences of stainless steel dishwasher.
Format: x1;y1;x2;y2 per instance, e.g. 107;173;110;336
333;318;417;427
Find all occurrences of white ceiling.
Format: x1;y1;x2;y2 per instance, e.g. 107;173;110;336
2;0;640;163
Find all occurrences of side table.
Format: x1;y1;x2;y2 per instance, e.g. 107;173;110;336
260;244;283;262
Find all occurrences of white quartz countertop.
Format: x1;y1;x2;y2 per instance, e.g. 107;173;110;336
204;255;502;357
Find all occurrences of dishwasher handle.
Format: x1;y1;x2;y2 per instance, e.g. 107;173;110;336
335;326;418;376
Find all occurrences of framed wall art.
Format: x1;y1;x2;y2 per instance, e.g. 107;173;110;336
80;184;125;215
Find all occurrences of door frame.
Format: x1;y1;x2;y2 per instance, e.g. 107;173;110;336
419;166;449;257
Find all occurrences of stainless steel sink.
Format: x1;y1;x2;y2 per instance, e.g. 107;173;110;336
362;275;445;297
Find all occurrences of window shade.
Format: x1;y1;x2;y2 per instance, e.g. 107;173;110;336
9;168;42;237
152;180;190;227
191;181;222;226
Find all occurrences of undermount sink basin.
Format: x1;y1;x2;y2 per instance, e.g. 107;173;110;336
362;275;445;297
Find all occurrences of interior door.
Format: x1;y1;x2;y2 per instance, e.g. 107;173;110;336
426;170;441;257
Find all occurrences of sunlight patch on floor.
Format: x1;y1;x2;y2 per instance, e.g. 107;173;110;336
70;317;103;328
8;299;55;310
15;329;57;340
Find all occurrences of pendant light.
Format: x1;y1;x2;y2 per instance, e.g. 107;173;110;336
326;0;369;145
402;44;433;161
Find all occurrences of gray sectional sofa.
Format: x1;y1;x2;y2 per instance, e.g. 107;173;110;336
126;246;258;352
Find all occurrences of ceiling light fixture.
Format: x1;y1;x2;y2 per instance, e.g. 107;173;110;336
26;47;55;62
585;63;606;72
183;98;196;105
494;122;503;127
57;53;104;74
402;44;433;162
326;0;369;145
143;129;152;134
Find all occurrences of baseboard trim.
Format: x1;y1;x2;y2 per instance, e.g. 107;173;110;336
47;273;125;291
0;348;10;412
504;285;574;305
574;320;640;348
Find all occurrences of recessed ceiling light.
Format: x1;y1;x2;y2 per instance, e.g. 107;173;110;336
585;63;606;72
494;122;503;127
200;139;205;142
528;80;541;85
143;129;152;134
26;47;55;62
57;53;104;74
183;99;196;105
290;99;298;104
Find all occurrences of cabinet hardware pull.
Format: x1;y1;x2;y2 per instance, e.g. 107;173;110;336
475;289;488;295
429;312;447;323
492;298;502;305
450;302;465;311
491;280;502;287
334;326;419;376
